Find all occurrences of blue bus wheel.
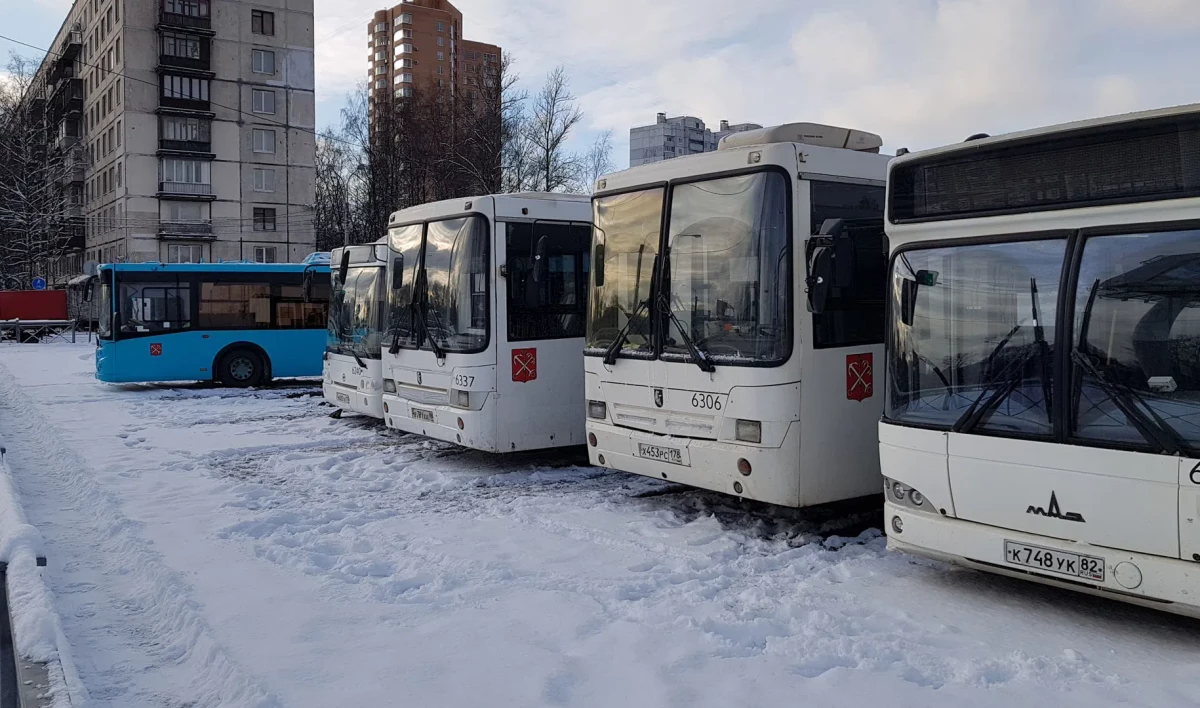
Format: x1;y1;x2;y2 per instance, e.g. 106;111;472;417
219;349;265;388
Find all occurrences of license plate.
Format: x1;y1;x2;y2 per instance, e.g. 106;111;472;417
1004;540;1105;582
411;407;434;422
335;392;351;404
637;443;686;466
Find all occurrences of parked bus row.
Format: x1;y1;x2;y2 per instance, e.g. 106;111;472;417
88;102;1200;620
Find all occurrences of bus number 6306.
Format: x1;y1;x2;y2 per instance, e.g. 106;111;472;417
691;393;722;411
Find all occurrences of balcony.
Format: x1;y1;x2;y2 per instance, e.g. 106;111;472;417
158;182;215;199
59;30;83;62
159;11;213;34
158;221;214;238
159;53;211;73
159;96;211;112
159;138;212;155
48;81;84;119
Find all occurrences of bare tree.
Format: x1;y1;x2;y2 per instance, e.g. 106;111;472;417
579;129;614;193
525;66;584;193
0;52;82;288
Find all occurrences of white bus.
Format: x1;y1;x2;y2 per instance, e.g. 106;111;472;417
882;103;1200;617
584;123;891;507
324;240;388;418
381;193;593;452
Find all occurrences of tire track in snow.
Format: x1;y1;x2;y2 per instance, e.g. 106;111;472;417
0;363;281;708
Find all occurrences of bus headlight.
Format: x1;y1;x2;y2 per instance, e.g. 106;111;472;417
452;390;470;408
383;379;397;393
884;477;935;514
735;419;761;444
587;400;607;420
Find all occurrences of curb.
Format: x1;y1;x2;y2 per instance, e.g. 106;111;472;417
0;440;86;708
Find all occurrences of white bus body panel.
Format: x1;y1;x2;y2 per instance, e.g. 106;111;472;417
882;102;1200;616
586;141;889;507
381;193;591;453
323;353;385;419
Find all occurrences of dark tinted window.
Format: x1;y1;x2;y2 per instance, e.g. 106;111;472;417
117;275;192;338
199;282;271;328
890;114;1200;222
506;221;590;342
810;182;887;349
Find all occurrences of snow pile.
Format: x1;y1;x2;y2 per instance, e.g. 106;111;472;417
0;431;86;707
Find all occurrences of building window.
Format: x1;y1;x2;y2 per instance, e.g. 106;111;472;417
437;21;444;32
375;22;388;32
164;1;210;18
161;74;209;101
161;157;210;185
164;201;205;222
437;65;444;75
252;168;276;192
254;246;277;264
437;51;444;61
251;49;275;74
116;162;122;187
251;89;275;114
437;37;444;47
160;114;210;143
375;78;386;89
399;13;411;24
161;31;202;59
251;10;275;36
252;129;276;154
253;208;276;231
168;244;203;263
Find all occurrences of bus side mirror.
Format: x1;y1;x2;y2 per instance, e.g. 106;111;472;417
391;256;404;290
338;250;350;285
807;246;834;314
593;244;605;287
302;270;313;303
533;235;549;283
82;280;94;302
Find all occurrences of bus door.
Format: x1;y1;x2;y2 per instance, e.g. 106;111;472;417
803;202;887;500
497;220;591;449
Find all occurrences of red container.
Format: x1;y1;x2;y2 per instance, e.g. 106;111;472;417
0;291;69;321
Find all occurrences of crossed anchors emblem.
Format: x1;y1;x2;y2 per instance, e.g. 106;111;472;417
847;354;874;401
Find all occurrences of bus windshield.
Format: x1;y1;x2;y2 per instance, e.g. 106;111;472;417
663;171;791;364
328;266;385;360
586;188;664;357
587;171;792;365
387;215;490;354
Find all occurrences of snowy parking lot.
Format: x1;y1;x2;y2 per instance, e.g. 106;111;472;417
0;343;1197;707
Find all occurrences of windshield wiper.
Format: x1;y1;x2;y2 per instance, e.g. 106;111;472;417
411;302;446;359
658;294;715;373
602;299;650;365
1071;350;1190;456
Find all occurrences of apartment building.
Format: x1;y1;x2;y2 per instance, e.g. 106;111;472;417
629;114;763;167
367;0;501;110
26;0;317;274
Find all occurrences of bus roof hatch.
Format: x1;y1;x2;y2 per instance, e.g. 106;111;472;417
717;122;883;153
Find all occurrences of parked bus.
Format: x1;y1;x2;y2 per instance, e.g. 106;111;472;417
324;241;388;418
882;103;1200;617
381;193;592;452
584;123;891;507
94;258;330;385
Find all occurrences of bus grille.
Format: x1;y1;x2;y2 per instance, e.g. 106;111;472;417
397;385;449;406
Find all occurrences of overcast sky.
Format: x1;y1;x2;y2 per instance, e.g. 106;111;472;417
7;0;1200;168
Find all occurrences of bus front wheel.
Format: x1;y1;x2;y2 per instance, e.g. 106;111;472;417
219;349;266;388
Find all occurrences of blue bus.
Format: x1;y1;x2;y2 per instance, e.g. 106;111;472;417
93;259;331;386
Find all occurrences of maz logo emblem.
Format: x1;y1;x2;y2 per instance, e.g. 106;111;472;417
1026;491;1085;523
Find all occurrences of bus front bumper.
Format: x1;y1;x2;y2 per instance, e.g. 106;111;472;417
382;393;498;452
323;382;384;419
586;419;800;506
886;502;1200;619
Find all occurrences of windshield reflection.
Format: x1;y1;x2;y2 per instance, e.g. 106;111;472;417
328;266;386;360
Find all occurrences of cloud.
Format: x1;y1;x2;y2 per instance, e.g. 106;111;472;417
314;0;1200;166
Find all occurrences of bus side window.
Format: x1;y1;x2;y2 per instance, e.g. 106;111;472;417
810;182;887;349
505;222;590;342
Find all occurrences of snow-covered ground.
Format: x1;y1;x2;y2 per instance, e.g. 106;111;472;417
0;343;1197;707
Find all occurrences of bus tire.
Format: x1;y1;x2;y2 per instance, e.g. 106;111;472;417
218;348;266;388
